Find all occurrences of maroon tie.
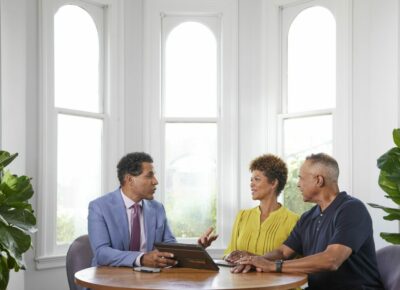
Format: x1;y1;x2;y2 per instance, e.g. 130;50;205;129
129;203;141;251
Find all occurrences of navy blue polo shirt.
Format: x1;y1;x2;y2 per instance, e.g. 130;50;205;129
284;192;383;290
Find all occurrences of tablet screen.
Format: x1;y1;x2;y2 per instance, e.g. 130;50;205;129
154;242;219;271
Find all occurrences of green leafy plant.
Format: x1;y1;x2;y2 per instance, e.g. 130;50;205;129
0;151;37;290
368;129;400;245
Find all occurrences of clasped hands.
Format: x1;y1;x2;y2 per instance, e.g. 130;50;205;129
230;255;274;273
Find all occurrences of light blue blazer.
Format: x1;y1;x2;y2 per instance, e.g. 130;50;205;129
88;188;177;267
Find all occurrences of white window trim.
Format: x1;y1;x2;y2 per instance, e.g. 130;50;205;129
143;0;238;254
277;109;335;156
37;0;124;269
264;0;353;192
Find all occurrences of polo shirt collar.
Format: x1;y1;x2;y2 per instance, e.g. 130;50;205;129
311;191;347;219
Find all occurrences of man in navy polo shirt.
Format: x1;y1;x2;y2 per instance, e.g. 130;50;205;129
233;153;383;290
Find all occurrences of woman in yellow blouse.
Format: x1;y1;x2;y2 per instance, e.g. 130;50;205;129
224;154;299;263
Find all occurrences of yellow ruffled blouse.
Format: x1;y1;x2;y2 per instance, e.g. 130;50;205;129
224;205;299;256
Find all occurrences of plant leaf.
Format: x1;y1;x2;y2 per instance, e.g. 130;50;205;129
0;253;10;290
380;232;400;244
367;203;400;215
383;213;400;221
377;147;400;172
393;128;400;147
0;151;18;173
384;194;400;205
0;208;37;233
0;223;30;267
0;171;34;202
378;171;400;196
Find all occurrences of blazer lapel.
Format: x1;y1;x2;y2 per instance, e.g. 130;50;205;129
110;190;130;250
143;200;156;251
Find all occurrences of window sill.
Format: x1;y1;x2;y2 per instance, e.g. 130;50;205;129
35;255;66;270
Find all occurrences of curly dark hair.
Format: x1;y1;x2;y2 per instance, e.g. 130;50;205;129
249;154;288;195
117;152;153;185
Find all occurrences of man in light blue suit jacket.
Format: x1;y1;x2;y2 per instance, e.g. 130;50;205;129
88;152;218;268
88;152;178;268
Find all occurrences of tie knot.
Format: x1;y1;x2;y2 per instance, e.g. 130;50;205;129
131;203;141;211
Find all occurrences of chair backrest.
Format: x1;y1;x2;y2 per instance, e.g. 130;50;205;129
66;234;93;290
376;245;400;290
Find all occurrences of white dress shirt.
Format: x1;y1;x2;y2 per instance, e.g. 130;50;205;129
120;190;146;266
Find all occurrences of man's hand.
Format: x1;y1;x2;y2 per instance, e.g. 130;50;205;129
230;263;253;273
231;256;274;273
198;227;219;248
141;250;177;268
225;250;253;263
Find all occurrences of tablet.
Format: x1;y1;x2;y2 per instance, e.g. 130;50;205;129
154;242;219;271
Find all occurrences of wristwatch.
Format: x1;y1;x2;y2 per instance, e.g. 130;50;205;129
275;259;284;273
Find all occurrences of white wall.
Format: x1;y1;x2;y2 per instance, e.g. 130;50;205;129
238;0;268;209
352;0;399;250
1;0;28;289
0;0;399;289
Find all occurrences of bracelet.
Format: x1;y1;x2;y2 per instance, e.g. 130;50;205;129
275;259;284;273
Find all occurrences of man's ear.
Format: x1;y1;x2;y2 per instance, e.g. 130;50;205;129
316;175;325;187
124;174;134;185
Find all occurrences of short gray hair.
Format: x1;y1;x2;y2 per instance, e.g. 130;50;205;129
305;153;339;183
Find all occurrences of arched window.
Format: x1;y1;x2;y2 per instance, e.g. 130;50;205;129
165;22;217;117
54;5;103;246
54;5;101;112
39;0;121;267
287;6;336;113
163;21;218;238
52;4;104;248
280;6;336;214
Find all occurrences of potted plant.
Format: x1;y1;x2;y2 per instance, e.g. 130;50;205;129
0;150;37;290
368;128;400;245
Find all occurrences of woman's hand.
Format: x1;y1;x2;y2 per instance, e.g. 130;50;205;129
225;250;252;263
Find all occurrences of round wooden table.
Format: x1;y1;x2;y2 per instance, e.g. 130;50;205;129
75;266;307;290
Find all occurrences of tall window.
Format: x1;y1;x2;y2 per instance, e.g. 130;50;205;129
163;21;218;238
38;0;121;267
54;5;103;245
280;6;336;214
144;0;238;249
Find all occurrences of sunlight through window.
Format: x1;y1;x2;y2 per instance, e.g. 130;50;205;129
288;6;336;113
282;6;336;214
54;5;103;244
163;21;218;238
165;22;217;117
54;5;101;113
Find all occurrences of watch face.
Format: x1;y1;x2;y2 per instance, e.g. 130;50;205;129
275;260;283;273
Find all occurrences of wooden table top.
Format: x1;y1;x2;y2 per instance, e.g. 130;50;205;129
75;266;307;290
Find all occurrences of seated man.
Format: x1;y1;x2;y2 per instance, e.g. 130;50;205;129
88;152;217;268
234;153;384;290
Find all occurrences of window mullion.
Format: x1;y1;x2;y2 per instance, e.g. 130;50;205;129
56;107;106;120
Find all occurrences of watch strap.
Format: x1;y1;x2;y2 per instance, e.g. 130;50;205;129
275;259;284;273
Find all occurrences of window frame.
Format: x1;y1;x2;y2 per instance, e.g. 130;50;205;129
162;16;220;242
143;0;238;253
264;0;352;193
37;0;123;269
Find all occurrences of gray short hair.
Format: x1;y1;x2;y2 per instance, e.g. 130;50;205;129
305;153;339;183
